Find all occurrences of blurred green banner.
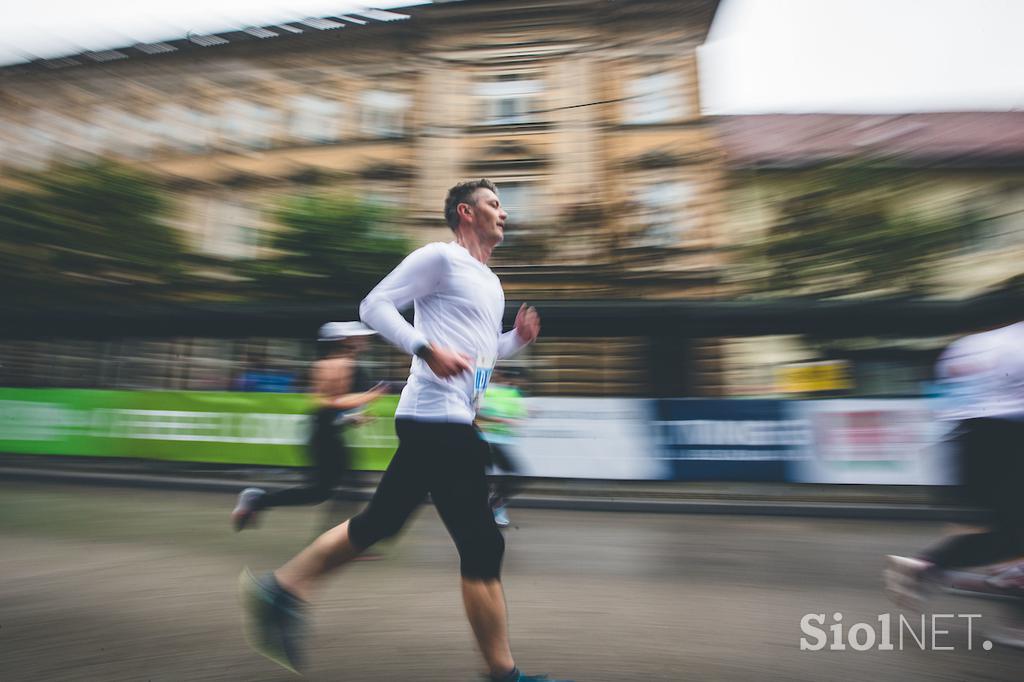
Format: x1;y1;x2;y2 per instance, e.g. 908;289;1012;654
0;389;398;470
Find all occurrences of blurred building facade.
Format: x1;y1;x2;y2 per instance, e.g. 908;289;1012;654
0;0;723;397
714;112;1024;396
716;112;1024;299
2;1;1021;399
0;0;724;298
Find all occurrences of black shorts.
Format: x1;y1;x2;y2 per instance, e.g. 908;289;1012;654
348;419;505;579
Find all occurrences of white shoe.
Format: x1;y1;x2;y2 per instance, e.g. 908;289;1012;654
493;505;510;528
232;487;266;532
984;624;1024;650
987;563;1024;592
885;555;934;611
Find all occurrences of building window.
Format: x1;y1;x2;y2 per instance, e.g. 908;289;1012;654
475;76;544;125
200;198;264;259
31;110;99;160
493;182;537;244
220;100;281;149
964;187;1024;252
289;95;343;143
360;91;409;138
496;182;535;223
3;122;51;169
93;108;158;159
156;104;212;152
624;71;689;124
634;180;697;247
362;185;406;210
83;107;117;156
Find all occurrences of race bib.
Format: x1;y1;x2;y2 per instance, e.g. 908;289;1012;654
473;355;495;411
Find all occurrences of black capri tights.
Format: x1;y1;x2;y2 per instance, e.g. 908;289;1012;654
348;419;505;580
922;418;1024;569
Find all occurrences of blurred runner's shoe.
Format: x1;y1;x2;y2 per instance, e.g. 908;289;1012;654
484;671;575;681
985;623;1024;650
885;555;934;611
987;562;1024;592
493;504;510;528
232;487;266;531
239;568;306;674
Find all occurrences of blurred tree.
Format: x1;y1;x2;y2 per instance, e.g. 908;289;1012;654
0;161;185;303
744;160;966;298
245;193;410;301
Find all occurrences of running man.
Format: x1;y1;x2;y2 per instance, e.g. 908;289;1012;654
477;368;529;527
239;179;572;682
231;321;385;531
886;318;1024;630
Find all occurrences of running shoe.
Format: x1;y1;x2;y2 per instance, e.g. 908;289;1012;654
232;487;266;531
483;673;574;682
943;568;1024;600
984;623;1024;650
493;504;510;528
238;568;306;674
884;555;934;611
987;562;1024;593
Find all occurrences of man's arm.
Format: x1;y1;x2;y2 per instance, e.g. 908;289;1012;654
360;243;446;355
497;303;540;359
313;358;385;411
359;244;470;378
331;383;387;411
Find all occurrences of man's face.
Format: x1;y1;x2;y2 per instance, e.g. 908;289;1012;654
464;188;507;244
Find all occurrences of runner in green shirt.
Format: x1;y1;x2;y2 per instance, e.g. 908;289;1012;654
476;368;528;527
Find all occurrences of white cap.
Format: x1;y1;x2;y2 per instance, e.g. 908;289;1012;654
318;321;377;342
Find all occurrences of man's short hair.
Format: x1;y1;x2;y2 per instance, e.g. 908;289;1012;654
444;179;497;232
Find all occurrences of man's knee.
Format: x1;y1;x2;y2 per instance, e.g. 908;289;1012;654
459;527;505;580
348;508;404;549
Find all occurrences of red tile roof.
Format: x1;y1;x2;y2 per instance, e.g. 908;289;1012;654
713;113;1024;168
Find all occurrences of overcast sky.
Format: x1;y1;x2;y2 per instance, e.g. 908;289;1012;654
0;1;426;64
2;0;1023;114
700;0;1024;113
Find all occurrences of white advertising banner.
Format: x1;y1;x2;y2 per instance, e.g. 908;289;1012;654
505;398;667;480
789;399;956;485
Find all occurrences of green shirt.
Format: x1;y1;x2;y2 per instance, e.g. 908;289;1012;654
478;384;526;442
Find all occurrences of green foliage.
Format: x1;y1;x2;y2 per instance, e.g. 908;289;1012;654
747;160;965;297
0;161;184;303
0;163;411;307
248;193;410;300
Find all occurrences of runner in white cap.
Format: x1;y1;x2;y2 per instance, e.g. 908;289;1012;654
231;321;385;531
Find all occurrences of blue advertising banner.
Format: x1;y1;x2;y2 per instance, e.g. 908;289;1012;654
653;399;809;481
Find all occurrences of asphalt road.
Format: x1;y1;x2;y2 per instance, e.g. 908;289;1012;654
0;480;1019;681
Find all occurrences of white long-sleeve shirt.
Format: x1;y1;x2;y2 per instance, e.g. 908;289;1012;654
359;241;528;424
935;321;1024;421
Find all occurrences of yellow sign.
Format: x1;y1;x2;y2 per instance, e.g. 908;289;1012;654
776;360;853;394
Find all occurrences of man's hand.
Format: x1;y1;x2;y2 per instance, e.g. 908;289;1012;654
351;412;377;427
330;381;387;411
418;344;472;378
514;302;540;344
366;381;388;397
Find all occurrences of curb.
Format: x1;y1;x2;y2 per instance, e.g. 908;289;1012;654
0;466;981;522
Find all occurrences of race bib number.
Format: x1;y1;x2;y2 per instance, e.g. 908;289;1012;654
473;355;495;411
